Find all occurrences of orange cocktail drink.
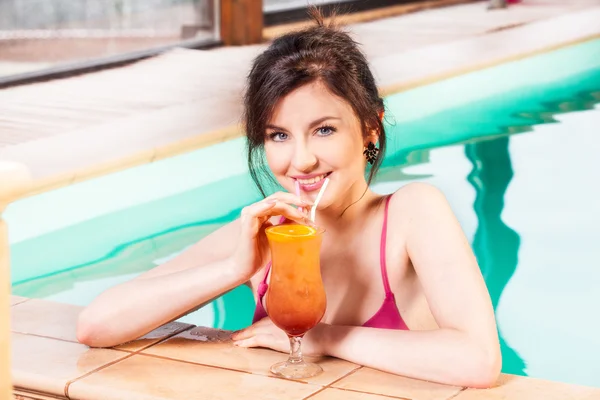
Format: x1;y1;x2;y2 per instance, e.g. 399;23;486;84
265;223;326;379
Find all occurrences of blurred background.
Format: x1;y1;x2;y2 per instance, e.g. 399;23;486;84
0;0;414;81
0;0;218;78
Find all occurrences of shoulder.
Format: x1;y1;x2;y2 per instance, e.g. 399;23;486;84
388;182;450;215
386;182;458;238
388;183;466;253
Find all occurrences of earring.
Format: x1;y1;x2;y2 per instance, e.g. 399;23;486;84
363;142;379;165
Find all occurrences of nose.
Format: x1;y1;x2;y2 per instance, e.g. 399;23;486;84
292;139;318;173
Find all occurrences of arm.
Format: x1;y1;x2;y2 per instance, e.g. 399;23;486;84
77;192;311;348
320;183;501;388
77;220;244;348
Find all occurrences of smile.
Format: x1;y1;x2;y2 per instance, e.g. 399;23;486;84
293;172;332;192
296;173;328;185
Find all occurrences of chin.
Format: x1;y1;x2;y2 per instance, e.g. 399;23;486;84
312;190;336;210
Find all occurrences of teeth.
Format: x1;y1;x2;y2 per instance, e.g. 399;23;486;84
297;174;326;185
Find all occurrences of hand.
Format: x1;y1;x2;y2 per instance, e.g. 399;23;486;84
231;317;327;357
231;192;311;280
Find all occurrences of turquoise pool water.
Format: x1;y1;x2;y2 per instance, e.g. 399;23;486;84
7;39;600;387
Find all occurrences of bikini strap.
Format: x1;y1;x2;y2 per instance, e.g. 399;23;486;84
257;262;271;296
380;195;394;297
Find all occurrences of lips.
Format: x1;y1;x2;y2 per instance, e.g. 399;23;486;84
294;172;331;192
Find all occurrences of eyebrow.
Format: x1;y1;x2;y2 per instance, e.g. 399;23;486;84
265;116;341;132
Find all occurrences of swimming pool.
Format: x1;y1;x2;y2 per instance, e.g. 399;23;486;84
6;38;600;387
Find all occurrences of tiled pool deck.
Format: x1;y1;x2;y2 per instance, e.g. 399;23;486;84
10;297;600;400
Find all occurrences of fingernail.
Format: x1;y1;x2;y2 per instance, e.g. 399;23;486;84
266;199;277;204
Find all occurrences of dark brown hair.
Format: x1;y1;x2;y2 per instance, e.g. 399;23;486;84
243;8;386;197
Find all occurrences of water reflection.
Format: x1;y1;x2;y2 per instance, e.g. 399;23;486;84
466;136;526;375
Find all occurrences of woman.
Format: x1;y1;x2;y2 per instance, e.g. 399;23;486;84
77;10;501;388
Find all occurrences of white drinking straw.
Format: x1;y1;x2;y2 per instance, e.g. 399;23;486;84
310;178;329;224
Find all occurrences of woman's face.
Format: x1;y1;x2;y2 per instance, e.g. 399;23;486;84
264;81;375;209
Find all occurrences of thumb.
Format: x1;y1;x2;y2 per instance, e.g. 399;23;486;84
235;334;270;348
259;220;274;234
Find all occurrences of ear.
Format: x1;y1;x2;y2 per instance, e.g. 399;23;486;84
364;129;379;148
364;112;384;148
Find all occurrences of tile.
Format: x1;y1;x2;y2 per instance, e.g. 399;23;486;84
10;295;29;306
114;322;194;352
332;367;462;400
10;299;81;342
307;387;399;400
13;389;68;400
11;332;129;397
142;326;359;385
68;353;321;400
453;374;600;400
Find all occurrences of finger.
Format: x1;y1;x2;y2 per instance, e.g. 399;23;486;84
254;316;273;325
240;203;278;233
231;317;272;341
231;327;254;341
258;220;274;235
241;193;310;225
240;200;276;221
234;334;273;349
260;202;309;224
266;192;313;207
233;336;258;348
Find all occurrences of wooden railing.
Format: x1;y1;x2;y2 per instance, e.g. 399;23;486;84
220;0;264;45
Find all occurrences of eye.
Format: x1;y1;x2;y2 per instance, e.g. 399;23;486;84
316;125;336;136
268;132;288;142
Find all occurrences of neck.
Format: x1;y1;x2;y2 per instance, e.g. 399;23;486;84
313;180;381;233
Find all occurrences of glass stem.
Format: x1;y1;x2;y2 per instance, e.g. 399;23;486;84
287;336;304;365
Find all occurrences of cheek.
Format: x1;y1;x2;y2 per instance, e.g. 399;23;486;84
264;144;289;176
323;137;364;171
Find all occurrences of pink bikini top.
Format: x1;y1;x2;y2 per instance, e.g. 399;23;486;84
252;195;408;330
